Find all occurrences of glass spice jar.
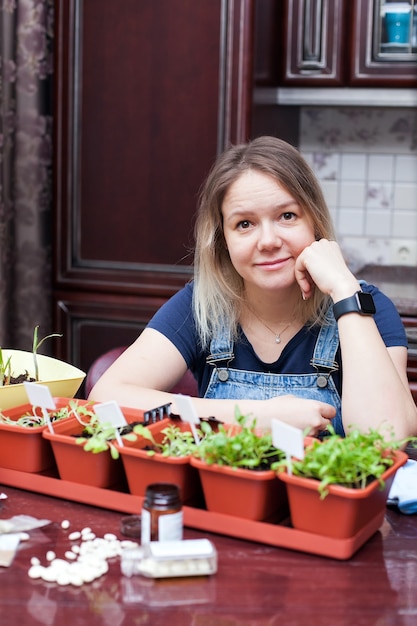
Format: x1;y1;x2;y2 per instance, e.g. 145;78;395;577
141;483;183;544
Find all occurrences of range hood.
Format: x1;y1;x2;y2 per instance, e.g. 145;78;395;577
254;87;417;108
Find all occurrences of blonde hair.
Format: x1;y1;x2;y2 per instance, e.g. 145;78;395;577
193;136;336;348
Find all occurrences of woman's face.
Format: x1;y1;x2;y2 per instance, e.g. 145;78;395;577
221;169;316;294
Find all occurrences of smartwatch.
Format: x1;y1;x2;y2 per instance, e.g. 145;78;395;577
333;291;376;322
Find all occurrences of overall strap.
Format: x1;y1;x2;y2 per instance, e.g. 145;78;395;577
206;325;234;382
310;307;340;388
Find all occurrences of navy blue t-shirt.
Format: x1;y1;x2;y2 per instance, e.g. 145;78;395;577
147;282;407;397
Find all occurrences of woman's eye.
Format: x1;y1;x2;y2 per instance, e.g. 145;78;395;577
237;220;251;230
281;212;296;221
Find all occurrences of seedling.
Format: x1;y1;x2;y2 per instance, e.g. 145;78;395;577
194;406;285;470
73;403;137;460
275;425;415;498
133;422;205;457
32;325;63;381
0;325;63;385
0;402;83;429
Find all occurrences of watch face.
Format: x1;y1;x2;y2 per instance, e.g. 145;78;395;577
358;292;376;315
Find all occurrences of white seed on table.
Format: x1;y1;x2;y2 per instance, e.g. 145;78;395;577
81;532;96;541
103;533;117;541
61;519;70;530
56;572;71;586
65;551;77;560
120;540;139;550
46;550;56;562
41;568;58;583
81;527;92;535
50;558;69;570
28;565;43;579
30;557;41;566
71;545;80;554
68;531;81;541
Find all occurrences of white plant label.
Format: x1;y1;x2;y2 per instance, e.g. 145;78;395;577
271;419;305;471
23;382;56;434
173;394;200;443
93;401;128;447
23;382;56;410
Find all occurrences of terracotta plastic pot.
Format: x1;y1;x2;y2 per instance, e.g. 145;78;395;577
115;420;203;504
277;450;408;539
43;406;146;488
0;398;90;473
190;456;289;521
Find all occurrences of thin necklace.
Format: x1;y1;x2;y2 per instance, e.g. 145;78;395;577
250;310;293;344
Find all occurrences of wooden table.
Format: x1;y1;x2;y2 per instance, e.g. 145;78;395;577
1;483;417;626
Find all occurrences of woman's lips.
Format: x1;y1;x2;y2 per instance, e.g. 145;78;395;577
255;257;291;270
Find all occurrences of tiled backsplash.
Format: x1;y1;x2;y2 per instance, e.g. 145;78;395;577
300;107;417;268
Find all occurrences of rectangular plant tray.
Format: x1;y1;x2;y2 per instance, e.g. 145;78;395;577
0;466;383;560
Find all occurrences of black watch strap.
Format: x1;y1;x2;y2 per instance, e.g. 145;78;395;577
333;291;376;322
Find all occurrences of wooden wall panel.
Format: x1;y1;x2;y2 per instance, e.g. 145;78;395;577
53;0;254;368
53;0;254;296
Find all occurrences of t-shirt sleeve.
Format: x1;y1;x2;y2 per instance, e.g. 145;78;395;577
362;282;407;348
146;282;200;369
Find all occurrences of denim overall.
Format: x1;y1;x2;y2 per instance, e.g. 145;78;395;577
204;307;344;435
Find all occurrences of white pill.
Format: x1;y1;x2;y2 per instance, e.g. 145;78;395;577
81;527;92;535
61;519;70;530
81;532;96;541
103;533;117;541
46;550;56;561
65;551;77;560
71;545;80;554
30;556;41;566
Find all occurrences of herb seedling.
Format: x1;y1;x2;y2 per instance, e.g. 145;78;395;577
194;407;285;470
73;402;137;459
275;425;413;498
32;325;63;381
0;325;63;386
133;422;204;457
0;400;87;429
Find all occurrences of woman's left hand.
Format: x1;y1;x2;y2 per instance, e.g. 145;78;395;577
294;239;359;301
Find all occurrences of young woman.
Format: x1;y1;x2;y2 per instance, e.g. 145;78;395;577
89;137;417;440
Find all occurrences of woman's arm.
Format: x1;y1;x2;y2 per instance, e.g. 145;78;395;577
295;239;417;441
89;328;336;436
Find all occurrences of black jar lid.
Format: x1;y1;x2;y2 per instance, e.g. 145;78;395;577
144;483;181;508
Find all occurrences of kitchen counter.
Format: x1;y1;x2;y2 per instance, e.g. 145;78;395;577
358;265;417;317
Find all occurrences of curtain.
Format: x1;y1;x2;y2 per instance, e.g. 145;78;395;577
0;0;54;351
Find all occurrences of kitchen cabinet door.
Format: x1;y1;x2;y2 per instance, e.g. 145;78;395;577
350;0;417;86
281;0;348;85
280;0;417;87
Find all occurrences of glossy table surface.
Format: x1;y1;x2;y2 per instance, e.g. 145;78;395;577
1;482;417;626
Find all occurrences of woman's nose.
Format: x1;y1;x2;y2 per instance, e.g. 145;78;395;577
257;224;281;249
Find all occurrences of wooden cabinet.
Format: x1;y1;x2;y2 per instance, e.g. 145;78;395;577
53;0;254;375
279;0;417;87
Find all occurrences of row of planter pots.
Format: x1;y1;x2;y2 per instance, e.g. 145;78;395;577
0;400;408;541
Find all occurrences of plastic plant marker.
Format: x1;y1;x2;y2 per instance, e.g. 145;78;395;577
23;382;56;433
174;395;200;444
93;401;127;447
271;419;304;474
